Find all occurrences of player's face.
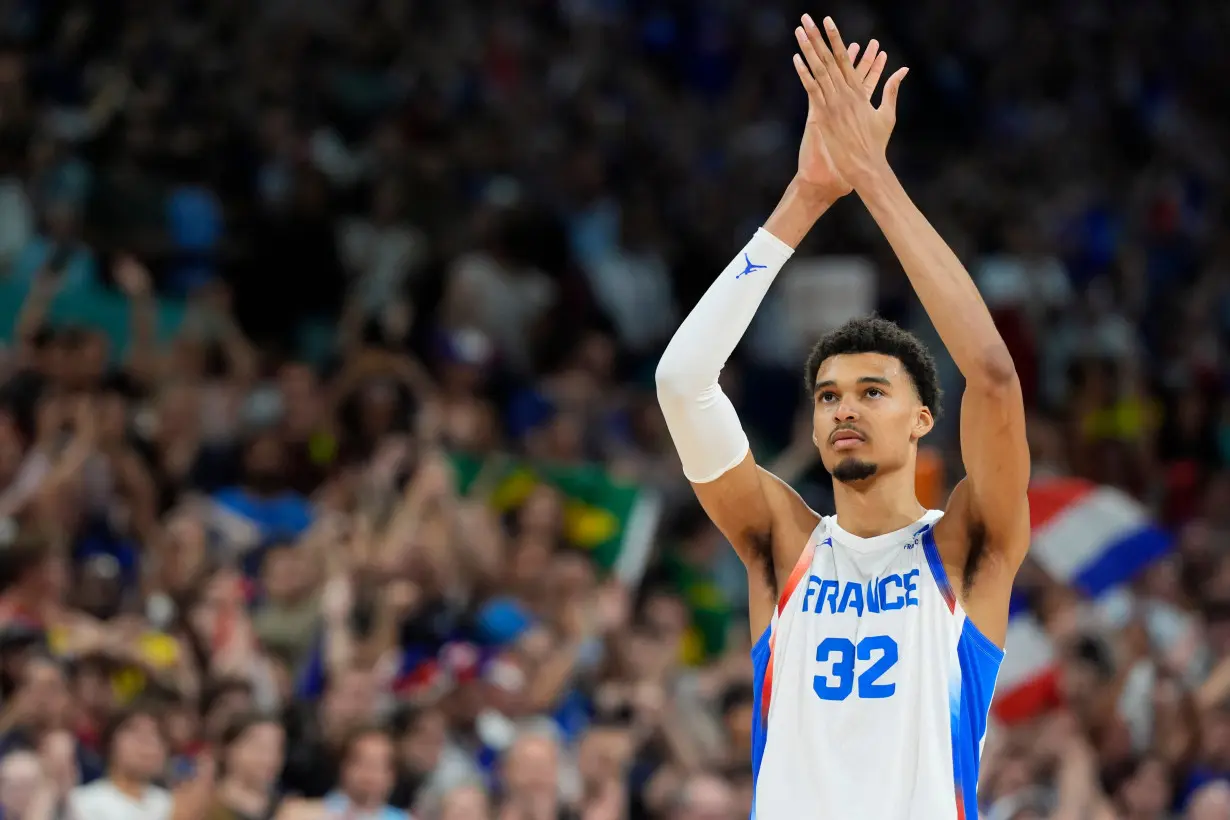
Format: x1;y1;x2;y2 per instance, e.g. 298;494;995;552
811;352;933;483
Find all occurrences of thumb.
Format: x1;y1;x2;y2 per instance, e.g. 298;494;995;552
879;66;909;117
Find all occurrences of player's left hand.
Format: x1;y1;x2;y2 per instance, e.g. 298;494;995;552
794;15;908;188
795;38;889;198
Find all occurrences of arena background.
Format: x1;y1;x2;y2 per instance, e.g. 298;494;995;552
0;1;1226;818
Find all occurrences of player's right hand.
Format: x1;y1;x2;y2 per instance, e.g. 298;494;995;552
795;38;891;198
794;16;908;188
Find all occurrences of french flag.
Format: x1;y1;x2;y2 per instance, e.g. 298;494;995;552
992;477;1174;723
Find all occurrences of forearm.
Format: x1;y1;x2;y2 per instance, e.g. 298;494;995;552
854;167;1014;383
764;176;837;249
1050;742;1101;820
126;294;157;375
522;641;583;713
219;324;258;384
15;283;54;360
658;177;832;389
322;615;355;678
656;178;832;481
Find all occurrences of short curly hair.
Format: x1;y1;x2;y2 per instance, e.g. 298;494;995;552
803;316;942;417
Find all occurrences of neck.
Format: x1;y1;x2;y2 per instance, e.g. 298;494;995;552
346;790;380;812
109;771;147;799
832;466;927;537
219;778;270;816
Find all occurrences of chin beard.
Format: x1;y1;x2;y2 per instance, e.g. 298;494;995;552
832;459;878;483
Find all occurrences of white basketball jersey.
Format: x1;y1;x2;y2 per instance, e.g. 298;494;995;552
749;511;1002;820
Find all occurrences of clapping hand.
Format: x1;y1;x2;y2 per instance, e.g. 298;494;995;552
113;254;152;299
795;38;892;198
793;15;907;189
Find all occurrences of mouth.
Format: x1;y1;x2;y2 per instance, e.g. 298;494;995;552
830;430;866;451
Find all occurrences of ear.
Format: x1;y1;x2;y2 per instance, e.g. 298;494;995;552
912;406;934;441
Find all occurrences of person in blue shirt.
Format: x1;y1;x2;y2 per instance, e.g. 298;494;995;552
9;201;98;294
209;431;313;575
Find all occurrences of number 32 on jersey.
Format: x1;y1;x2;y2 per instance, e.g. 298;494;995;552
814;635;899;701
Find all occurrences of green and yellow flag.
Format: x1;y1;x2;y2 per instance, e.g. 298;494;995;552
450;453;661;582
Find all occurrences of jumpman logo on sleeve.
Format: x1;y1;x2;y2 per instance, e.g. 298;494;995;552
736;253;768;279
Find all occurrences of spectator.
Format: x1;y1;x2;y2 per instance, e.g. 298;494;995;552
67;702;173;820
431;782;492;820
207;712;285;820
388;704;479;812
0;2;1226;818
0;749;43;820
670;774;737;820
321;726;407;820
1186;781;1230;820
281;666;380;799
9;201;96;292
209;432;313;564
498;729;570;820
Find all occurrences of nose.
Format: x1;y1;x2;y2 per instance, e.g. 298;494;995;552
833;398;860;422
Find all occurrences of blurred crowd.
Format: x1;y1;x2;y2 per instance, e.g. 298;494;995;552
0;1;1227;819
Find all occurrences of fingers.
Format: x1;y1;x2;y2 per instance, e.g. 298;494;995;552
800;14;840;88
819;16;863;88
793;53;824;105
860;42;889;98
855;40;878;79
795;25;835;101
802;19;901;107
867;52;889;97
879;66;909;118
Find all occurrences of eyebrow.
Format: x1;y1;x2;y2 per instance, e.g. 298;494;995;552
814;376;892;393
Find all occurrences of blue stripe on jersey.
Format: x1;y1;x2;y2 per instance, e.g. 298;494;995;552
920;522;1003;818
920;525;956;610
951;618;1004;818
749;626;772;819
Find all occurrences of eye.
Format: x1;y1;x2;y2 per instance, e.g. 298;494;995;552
865;388;884;399
818;392;837;403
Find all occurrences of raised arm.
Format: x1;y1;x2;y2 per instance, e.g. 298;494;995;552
655;181;828;573
657;40;902;601
795;16;1029;611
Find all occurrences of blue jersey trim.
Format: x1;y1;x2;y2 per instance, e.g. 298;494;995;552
919;524;956;610
920;525;1003;654
749;625;771;819
950;618;1003;819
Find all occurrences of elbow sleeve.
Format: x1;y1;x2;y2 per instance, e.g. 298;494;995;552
654;228;793;483
656;380;751;484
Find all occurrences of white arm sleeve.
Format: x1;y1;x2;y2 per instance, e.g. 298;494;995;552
655;228;794;483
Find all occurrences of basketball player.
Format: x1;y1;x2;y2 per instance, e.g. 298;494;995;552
655;14;1029;820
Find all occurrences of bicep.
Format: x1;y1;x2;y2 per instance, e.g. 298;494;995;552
958;377;1031;564
691;454;818;572
690;451;775;566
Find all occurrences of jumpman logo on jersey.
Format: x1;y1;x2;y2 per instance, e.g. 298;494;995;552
736;253;767;279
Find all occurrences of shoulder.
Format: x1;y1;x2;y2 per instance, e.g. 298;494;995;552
148;786;174;811
70;781;126;801
272;799;328;820
758;467;822;543
69;781;107;804
70;781;171;813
